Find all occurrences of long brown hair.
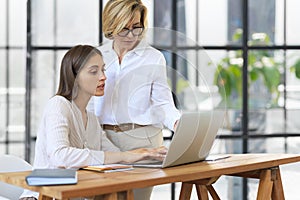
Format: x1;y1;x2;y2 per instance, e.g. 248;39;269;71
56;45;102;101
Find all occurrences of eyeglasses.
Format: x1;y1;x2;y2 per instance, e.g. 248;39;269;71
117;27;144;37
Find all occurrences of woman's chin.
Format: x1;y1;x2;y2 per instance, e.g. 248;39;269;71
94;91;104;96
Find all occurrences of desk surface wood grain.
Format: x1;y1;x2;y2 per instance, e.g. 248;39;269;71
1;154;300;199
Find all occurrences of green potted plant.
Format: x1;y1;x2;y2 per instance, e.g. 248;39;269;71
212;29;281;109
210;29;283;131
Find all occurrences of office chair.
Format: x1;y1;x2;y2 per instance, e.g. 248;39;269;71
0;154;32;200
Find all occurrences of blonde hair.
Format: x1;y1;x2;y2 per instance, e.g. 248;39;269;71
102;0;148;39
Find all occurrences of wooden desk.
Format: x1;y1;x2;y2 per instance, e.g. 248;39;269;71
1;154;300;200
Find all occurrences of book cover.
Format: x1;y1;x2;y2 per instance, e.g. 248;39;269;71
26;168;78;186
82;164;133;173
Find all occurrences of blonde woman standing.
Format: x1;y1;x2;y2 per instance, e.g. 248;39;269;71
88;1;181;199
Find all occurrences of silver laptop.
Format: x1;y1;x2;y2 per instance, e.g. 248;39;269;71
132;110;225;168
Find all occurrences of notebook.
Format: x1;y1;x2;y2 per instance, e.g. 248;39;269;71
82;164;133;173
132;110;225;168
26;168;77;186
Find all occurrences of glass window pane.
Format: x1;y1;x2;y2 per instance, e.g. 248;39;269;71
287;0;300;45
8;50;26;145
0;91;6;141
223;138;242;153
9;50;26;88
0;0;6;46
248;50;283;109
176;0;190;46
248;0;276;46
153;0;172;46
31;50;67;136
199;0;230;46
206;50;244;109
227;0;243;45
274;0;285;45
32;0;99;46
56;0;99;46
182;0;197;44
0;50;6;88
265;109;285;133
248;138;267;153
31;1;55;45
248;110;267;133
287;137;300;153
8;143;26;158
173;50;198;110
0;95;5;141
264;138;285;153
9;0;26;46
286;50;300;109
287;110;300;134
168;49;220;111
9;94;25;139
0;42;6;141
0;145;5;154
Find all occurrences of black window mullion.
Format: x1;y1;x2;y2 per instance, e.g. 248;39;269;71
5;0;9;154
242;0;249;199
25;0;32;162
283;0;288;153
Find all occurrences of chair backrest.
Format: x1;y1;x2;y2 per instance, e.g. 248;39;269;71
0;154;32;200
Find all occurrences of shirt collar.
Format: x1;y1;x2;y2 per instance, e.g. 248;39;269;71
100;38;149;57
133;38;148;56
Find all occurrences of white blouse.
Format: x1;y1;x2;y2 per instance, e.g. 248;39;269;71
89;39;181;131
33;95;119;169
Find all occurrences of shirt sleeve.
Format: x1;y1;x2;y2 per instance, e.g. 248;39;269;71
151;54;181;131
40;97;105;168
100;130;120;152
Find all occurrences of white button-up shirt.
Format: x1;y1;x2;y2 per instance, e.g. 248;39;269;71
89;39;181;131
33;96;119;169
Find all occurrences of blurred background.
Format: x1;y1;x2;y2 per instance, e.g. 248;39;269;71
1;0;300;199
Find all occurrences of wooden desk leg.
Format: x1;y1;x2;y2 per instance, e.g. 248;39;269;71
271;167;285;200
179;182;193;200
257;169;273;200
180;177;220;200
180;183;216;200
102;190;133;200
195;185;209;200
95;190;133;200
101;192;117;200
124;190;134;200
206;185;220;200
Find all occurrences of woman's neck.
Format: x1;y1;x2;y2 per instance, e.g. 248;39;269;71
73;95;90;113
73;95;90;129
113;44;129;63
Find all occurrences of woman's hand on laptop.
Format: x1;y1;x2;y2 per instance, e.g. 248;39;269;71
122;146;168;163
152;146;168;155
104;146;168;164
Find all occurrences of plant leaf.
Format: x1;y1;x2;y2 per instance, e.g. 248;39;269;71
293;59;300;79
261;66;281;92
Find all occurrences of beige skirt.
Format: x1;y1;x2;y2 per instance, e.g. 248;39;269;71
104;126;163;151
104;126;163;200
